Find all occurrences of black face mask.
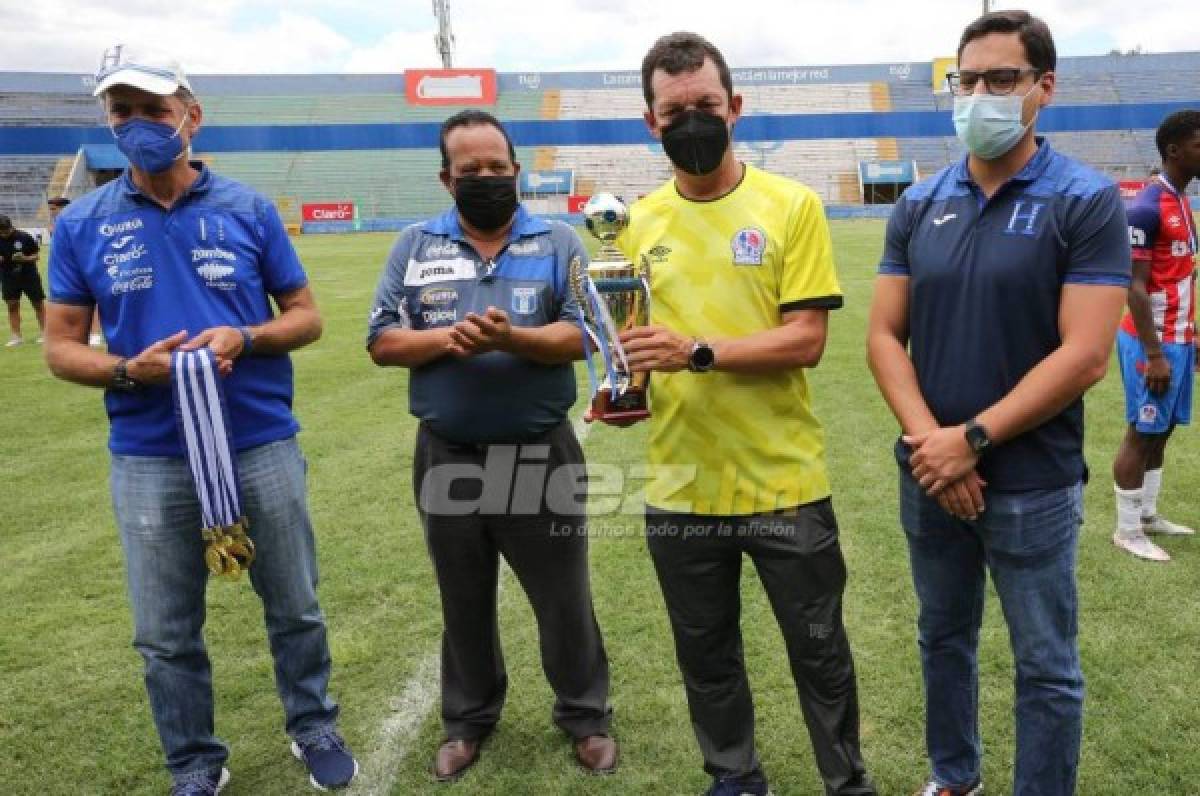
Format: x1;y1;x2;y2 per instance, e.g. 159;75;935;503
453;175;518;232
661;109;730;176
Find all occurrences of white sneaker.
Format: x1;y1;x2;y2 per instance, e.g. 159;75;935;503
915;781;983;796
1113;530;1171;562
35;335;43;344
4;336;22;347
88;333;104;347
1143;515;1195;536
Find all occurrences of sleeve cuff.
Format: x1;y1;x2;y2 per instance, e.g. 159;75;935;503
877;262;910;276
365;322;410;349
781;295;844;313
48;294;95;307
1063;273;1131;287
268;277;309;296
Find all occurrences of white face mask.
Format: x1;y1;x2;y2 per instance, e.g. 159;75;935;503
953;83;1040;160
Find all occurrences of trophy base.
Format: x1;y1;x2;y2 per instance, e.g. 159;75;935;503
591;386;650;423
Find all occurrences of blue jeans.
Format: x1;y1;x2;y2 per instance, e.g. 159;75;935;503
899;469;1084;796
111;437;338;781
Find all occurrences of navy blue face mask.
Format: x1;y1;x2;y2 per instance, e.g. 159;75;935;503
112;115;188;174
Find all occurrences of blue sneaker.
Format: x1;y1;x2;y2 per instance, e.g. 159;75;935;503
291;729;359;791
169;767;230;795
704;775;771;796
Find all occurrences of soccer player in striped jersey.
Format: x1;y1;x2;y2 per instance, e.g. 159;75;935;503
1112;110;1200;561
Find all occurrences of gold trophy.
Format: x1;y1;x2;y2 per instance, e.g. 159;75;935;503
570;193;651;423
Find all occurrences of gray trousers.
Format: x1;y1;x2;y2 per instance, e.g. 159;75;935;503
413;421;611;740
646;501;875;795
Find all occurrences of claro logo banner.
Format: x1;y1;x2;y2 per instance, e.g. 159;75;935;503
302;203;356;221
405;69;498;105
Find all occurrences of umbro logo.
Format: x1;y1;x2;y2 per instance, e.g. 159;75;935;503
932;214;958;226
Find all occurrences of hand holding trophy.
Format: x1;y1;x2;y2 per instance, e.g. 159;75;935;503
570;193;652;424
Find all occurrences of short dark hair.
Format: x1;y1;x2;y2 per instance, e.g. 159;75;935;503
438;110;516;170
1155;110;1200;159
641;32;733;108
957;10;1056;74
0;215;11;230
47;197;70;207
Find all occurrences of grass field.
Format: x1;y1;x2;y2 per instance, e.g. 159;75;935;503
3;220;1199;795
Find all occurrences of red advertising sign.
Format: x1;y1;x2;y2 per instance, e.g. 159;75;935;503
302;202;355;221
567;195;590;214
405;69;498;106
1119;180;1147;201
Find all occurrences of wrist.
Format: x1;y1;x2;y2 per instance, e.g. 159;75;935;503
496;326;519;353
687;339;716;372
238;326;255;357
112;358;142;391
963;418;992;455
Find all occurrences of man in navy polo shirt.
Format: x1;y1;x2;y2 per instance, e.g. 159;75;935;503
866;11;1130;796
367;110;616;783
43;49;356;794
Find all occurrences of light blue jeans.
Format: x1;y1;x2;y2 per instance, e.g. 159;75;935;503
900;469;1085;796
111;436;338;781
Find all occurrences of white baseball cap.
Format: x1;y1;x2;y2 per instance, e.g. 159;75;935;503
93;45;193;97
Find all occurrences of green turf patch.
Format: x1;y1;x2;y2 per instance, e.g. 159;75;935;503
3;221;1198;794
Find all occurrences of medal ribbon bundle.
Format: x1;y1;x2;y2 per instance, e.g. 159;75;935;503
171;348;255;579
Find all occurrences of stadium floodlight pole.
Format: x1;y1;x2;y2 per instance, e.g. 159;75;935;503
433;0;455;68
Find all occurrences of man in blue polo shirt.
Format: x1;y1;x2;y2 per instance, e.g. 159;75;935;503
866;11;1130;796
367;110;616;783
43;49;356;794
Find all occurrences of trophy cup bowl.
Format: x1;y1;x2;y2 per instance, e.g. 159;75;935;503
572;193;651;423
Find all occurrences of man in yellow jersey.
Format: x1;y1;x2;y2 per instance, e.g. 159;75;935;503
614;31;875;796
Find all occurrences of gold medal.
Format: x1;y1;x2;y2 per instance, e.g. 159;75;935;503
199;518;255;580
204;544;224;576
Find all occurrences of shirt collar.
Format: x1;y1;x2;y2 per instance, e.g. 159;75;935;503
954;136;1055;186
120;161;213;201
425;203;550;243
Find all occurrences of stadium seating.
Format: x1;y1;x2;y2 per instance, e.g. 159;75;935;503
0;155;60;221
209;147;540;220
1;51;1197;226
201;92;545;125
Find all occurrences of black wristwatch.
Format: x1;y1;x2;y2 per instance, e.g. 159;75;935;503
688;339;716;372
111;358;142;392
964;418;992;454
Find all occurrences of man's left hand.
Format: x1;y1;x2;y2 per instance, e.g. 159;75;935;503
618;325;691;373
181;326;246;376
904;424;980;496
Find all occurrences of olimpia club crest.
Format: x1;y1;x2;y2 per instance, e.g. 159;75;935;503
731;227;767;265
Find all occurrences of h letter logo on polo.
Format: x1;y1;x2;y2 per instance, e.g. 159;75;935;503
1006;201;1044;236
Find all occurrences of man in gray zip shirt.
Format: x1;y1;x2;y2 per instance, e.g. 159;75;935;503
367;110;617;783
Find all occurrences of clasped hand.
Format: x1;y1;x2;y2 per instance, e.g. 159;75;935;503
904;425;986;521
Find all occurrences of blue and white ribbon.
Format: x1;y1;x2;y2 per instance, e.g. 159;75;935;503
171;348;253;576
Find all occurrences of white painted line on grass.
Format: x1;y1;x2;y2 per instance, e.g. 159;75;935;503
353;411;593;795
351;651;440;795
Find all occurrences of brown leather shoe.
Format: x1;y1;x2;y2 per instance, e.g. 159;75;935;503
433;738;481;782
573;734;618;774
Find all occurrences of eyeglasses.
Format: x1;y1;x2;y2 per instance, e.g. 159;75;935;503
945;68;1042;96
